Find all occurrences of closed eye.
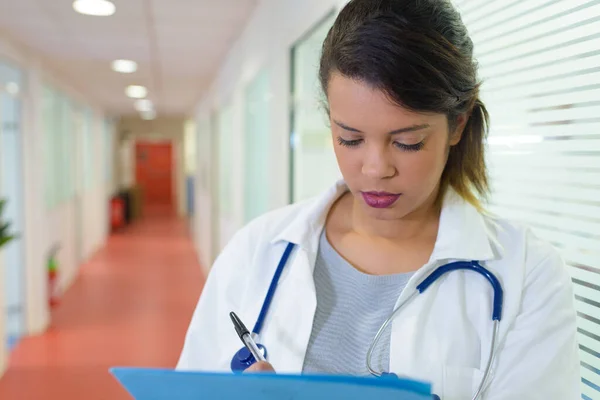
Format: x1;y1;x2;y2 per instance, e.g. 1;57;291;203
394;141;425;152
337;137;363;147
337;136;426;152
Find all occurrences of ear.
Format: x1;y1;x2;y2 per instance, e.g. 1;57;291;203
449;113;468;146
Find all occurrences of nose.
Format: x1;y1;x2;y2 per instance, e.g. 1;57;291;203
361;144;396;179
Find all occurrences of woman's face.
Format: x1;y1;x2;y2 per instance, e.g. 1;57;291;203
327;72;465;220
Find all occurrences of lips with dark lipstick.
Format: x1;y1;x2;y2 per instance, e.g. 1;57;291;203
360;191;401;209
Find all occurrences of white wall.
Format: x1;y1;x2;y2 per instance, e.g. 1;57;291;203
194;0;348;266
184;119;197;175
86;112;110;260
62;109;109;290
41;84;110;299
118;137;135;190
184;119;197;237
0;32;111;375
193;113;213;269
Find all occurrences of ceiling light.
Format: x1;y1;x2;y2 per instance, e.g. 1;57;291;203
125;85;147;99
73;0;115;16
111;59;137;73
140;110;157;121
5;82;19;95
134;99;153;112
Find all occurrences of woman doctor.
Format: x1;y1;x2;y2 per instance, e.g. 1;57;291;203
176;0;580;399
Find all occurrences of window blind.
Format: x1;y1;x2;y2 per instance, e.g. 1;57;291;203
453;1;600;398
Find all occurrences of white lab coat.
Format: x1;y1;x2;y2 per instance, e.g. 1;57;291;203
177;181;581;400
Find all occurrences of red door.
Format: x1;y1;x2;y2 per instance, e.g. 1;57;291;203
135;142;174;215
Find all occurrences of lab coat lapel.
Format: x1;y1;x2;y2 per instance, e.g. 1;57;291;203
261;246;317;373
260;181;348;373
388;189;501;389
428;189;500;262
384;271;446;400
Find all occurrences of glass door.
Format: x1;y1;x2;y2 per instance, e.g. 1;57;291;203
243;69;271;223
217;103;234;250
289;11;339;203
0;61;25;351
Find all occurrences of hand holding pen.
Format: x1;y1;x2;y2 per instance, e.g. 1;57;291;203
230;312;275;373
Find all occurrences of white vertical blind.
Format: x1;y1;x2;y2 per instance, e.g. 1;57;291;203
454;0;600;398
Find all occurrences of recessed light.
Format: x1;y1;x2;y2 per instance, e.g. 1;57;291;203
134;99;153;112
73;0;115;16
5;82;19;95
125;85;147;99
111;59;137;74
140;110;157;120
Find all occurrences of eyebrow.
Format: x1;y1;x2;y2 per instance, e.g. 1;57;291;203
333;120;430;135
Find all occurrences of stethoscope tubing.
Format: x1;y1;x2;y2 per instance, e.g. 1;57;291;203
367;261;503;400
237;243;504;400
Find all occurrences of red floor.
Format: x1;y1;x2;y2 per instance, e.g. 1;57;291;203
0;214;206;399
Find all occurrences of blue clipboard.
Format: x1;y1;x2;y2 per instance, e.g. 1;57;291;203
110;367;432;400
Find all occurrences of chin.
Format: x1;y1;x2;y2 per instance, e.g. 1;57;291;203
360;200;409;220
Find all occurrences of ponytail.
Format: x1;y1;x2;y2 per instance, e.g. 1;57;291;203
442;99;490;210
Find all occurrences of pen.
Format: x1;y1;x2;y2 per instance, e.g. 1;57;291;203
229;312;266;363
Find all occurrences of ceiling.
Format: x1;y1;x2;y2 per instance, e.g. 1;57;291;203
0;0;257;116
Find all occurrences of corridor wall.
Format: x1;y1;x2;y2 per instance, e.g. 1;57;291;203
42;89;110;292
0;32;113;377
193;0;349;266
192;113;213;269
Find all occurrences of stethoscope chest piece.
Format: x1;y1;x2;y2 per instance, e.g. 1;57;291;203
230;344;268;372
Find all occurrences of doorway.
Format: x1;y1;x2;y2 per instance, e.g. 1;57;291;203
135;141;174;216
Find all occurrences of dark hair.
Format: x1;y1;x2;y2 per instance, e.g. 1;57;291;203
320;0;489;208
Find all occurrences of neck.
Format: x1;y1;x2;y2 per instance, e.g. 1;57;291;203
350;188;442;243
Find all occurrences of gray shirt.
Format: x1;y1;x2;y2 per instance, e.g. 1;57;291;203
302;230;415;376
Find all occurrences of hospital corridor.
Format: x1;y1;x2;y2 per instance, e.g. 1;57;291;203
0;0;599;399
0;214;204;399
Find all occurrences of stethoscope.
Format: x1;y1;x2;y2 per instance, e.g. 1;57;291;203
230;242;504;400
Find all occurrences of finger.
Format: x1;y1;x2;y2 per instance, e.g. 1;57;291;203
244;361;275;373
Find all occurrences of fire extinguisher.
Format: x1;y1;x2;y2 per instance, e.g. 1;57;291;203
48;245;60;307
110;196;125;231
